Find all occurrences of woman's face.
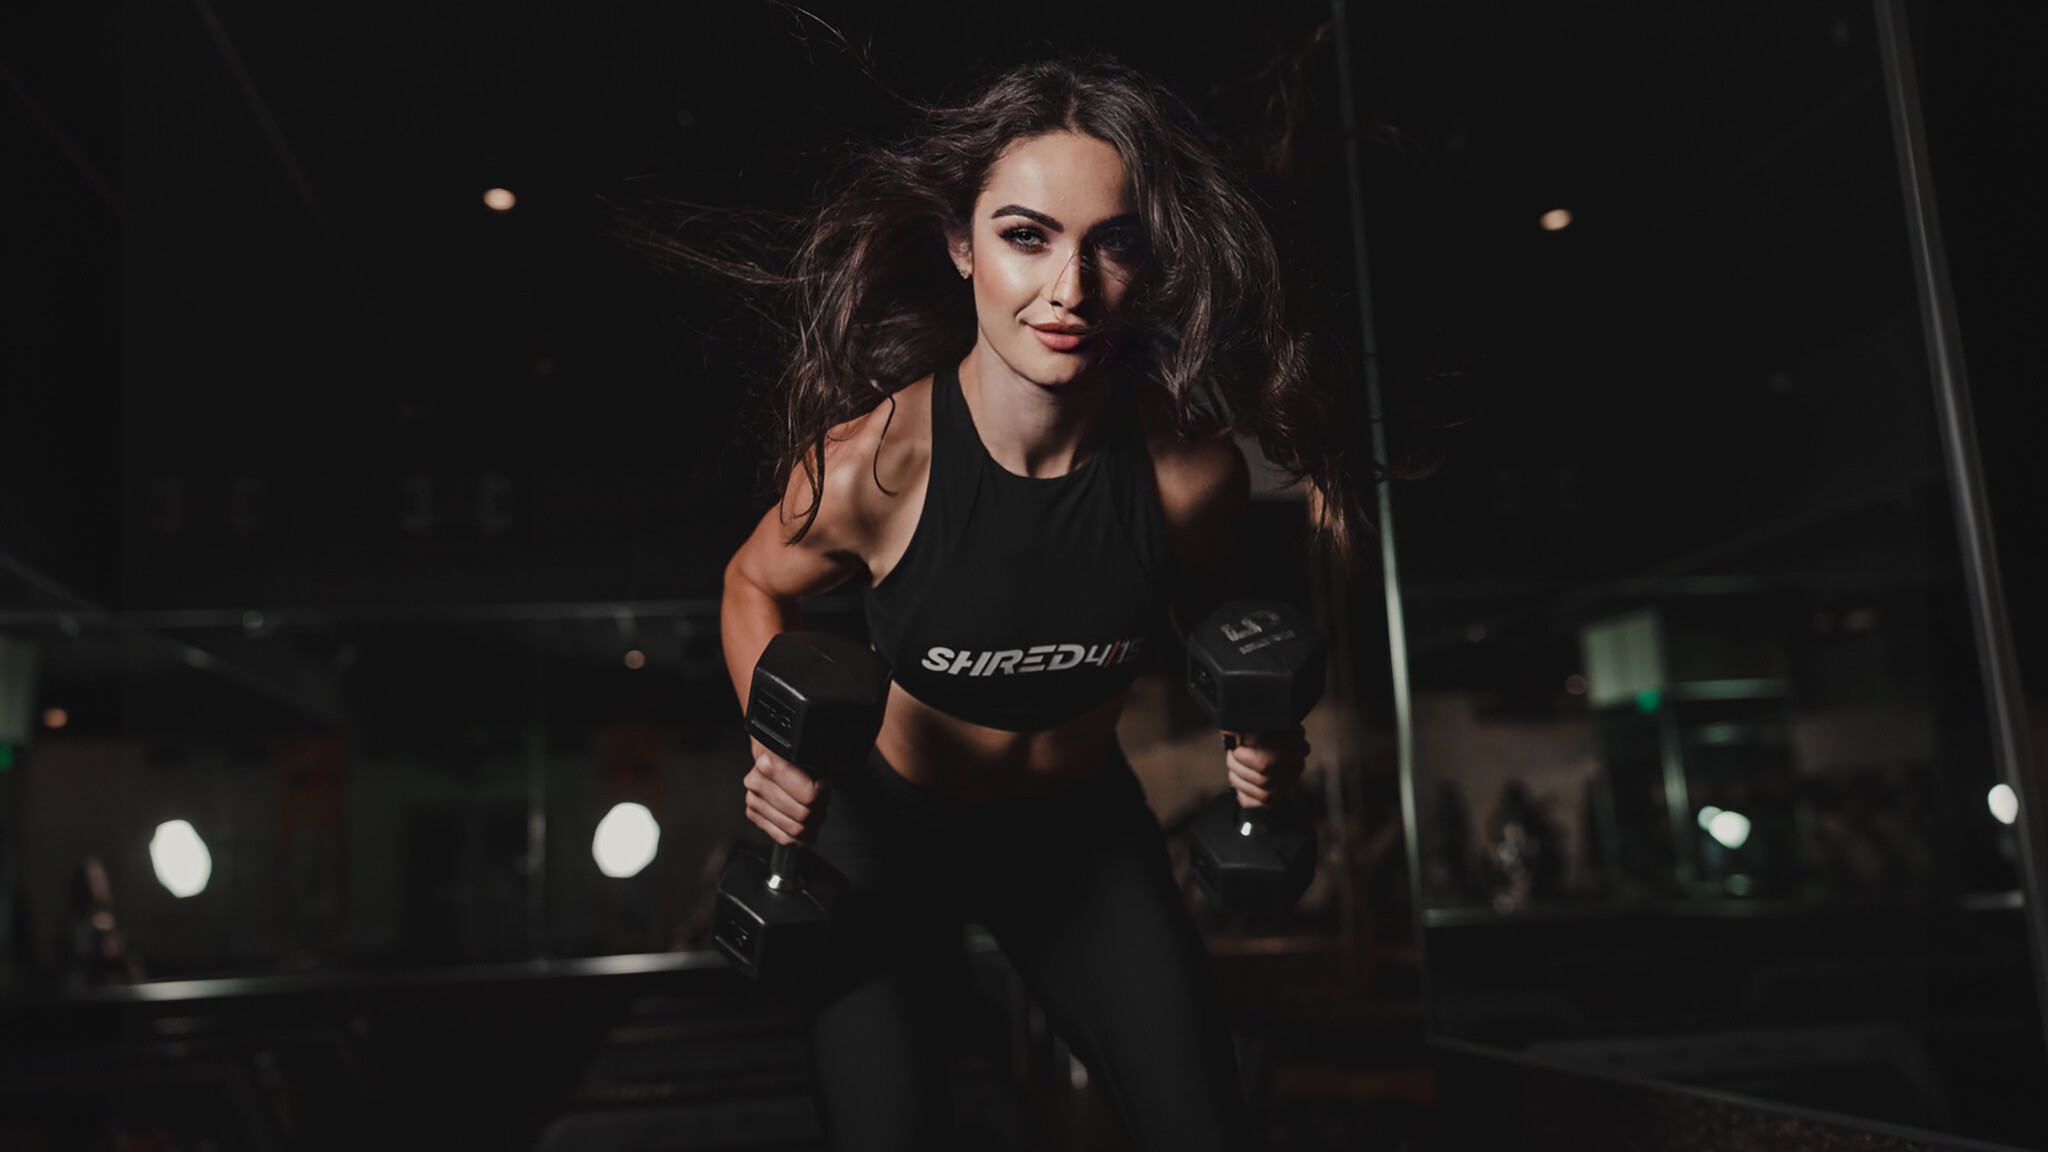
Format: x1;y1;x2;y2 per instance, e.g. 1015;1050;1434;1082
952;130;1143;388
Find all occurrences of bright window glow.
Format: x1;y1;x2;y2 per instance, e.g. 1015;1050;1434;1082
1707;809;1752;851
1989;783;2019;826
593;802;659;878
1541;208;1573;231
150;820;213;898
484;187;517;212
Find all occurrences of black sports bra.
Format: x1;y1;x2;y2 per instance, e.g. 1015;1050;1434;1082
862;362;1174;731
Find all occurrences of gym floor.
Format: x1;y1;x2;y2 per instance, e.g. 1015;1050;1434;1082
3;937;1438;1152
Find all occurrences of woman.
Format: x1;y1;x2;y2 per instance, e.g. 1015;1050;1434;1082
714;56;1366;1152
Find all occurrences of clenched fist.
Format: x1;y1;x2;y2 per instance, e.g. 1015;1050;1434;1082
1221;725;1309;810
743;739;835;846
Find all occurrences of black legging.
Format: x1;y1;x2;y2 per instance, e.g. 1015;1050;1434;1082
796;741;1255;1152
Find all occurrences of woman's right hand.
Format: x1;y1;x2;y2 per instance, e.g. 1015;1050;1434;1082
743;738;833;846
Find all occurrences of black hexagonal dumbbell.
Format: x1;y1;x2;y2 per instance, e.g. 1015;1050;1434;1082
712;632;891;981
1184;602;1327;920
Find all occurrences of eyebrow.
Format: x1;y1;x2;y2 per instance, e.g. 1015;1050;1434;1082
989;205;1139;234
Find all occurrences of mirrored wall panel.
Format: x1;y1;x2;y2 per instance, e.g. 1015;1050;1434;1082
1354;1;2046;1146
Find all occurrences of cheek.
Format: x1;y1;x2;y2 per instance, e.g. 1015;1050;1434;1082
972;249;1037;315
1100;271;1136;313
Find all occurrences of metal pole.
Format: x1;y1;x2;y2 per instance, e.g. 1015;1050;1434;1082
526;655;549;957
1874;0;2048;1071
1330;0;1430;1013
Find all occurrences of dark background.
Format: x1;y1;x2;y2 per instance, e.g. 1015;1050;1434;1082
3;1;2043;1150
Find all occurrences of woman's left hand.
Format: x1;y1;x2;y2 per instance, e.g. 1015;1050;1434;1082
1222;725;1309;810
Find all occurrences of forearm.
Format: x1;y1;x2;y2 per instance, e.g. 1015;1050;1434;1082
720;560;802;714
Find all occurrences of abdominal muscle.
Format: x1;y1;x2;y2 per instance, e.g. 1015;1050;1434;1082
873;679;1129;802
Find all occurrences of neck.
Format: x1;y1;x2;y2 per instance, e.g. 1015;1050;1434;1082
959;342;1115;479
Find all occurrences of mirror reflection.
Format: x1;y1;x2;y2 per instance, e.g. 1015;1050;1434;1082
1358;1;2046;1146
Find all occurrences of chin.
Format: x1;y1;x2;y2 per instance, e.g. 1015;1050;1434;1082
1018;348;1102;388
1027;365;1088;389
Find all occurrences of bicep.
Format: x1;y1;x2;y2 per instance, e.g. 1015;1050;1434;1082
1164;439;1249;579
1160;438;1251;630
726;433;882;603
726;502;863;603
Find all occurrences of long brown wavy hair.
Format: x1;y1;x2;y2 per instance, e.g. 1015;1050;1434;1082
618;53;1385;567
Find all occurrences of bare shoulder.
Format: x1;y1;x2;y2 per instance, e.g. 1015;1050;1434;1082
779;376;935;551
1136;384;1249;574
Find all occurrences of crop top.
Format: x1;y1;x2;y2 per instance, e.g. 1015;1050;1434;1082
862;360;1174;732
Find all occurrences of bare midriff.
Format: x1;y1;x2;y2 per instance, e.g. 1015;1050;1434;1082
872;679;1130;802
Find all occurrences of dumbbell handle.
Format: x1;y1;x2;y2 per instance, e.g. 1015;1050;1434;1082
767;842;811;894
1223;730;1290;837
1232;802;1273;838
744;630;890;899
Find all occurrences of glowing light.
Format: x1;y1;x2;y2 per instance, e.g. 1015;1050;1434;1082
43;708;68;729
593;802;659;878
483;187;517;212
1989;784;2019;826
624;649;646;670
1564;674;1588;696
1541;208;1573;231
1697;805;1722;830
1707;809;1752;851
150;820;213;898
1635;689;1662;714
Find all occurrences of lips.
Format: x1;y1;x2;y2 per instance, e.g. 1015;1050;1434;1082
1028;322;1093;353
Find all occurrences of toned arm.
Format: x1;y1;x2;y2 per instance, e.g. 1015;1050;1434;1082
1153;432;1310;810
720;417;888;713
1150;431;1253;636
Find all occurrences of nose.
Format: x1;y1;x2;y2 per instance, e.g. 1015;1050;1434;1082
1050;246;1090;313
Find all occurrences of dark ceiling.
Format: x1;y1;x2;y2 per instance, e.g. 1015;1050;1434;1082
3;0;2036;618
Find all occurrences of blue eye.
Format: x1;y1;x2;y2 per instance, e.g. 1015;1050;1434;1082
1095;230;1142;260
